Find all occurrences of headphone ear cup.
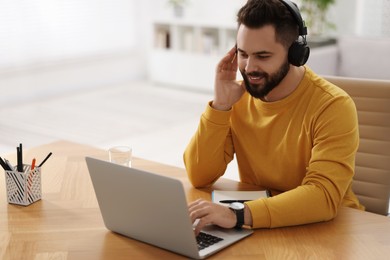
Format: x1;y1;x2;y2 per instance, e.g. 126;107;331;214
288;41;310;66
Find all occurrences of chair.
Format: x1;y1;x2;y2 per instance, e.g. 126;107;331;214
324;76;390;216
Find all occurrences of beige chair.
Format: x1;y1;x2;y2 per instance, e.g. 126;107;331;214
325;76;390;216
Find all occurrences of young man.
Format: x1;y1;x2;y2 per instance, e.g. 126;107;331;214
184;0;363;235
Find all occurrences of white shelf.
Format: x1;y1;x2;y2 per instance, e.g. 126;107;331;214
149;18;236;90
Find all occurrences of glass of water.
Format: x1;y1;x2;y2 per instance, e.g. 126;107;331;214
108;146;132;167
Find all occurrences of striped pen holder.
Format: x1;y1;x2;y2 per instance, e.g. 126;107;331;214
5;165;42;206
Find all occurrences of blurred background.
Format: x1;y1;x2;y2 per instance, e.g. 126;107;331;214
0;0;389;179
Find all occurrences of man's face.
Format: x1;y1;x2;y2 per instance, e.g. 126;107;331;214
237;24;290;100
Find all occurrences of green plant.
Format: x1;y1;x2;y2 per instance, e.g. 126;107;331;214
167;0;188;7
300;0;336;35
167;0;189;17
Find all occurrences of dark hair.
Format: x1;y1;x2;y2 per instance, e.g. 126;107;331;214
237;0;299;49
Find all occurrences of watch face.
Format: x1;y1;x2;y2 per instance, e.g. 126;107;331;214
230;202;245;210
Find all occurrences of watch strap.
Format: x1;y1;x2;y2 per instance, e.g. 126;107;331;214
231;207;244;229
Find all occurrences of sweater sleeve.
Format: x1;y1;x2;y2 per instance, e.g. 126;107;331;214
183;102;235;188
246;95;360;228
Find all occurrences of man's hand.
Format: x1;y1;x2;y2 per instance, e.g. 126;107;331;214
212;45;245;111
188;199;236;236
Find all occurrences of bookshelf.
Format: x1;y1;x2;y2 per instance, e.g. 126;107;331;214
149;18;339;91
149;18;237;91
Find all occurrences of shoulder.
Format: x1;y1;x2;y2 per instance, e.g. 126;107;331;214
304;67;350;99
303;67;358;129
303;67;349;97
303;67;356;113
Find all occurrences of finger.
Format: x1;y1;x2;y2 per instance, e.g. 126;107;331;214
228;44;237;55
189;203;211;224
230;44;238;64
189;210;201;224
217;46;238;72
188;199;207;222
188;198;202;209
228;45;238;65
188;199;206;215
230;51;237;64
240;80;246;90
217;53;233;72
194;215;213;236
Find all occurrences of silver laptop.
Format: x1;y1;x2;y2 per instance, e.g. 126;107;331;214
85;157;253;259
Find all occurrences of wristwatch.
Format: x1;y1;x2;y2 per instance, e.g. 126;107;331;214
229;202;245;229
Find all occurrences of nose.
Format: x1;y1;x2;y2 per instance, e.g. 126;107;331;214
244;56;258;73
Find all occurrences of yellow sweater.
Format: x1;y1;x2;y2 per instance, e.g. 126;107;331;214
184;67;364;229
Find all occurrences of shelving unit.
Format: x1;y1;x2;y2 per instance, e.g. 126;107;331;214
149;18;339;91
149;18;237;91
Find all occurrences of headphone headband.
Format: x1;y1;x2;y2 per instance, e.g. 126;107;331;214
280;0;307;36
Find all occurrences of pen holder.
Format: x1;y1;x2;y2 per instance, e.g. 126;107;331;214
4;165;42;206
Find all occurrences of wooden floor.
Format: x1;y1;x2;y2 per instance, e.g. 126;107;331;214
0;81;214;170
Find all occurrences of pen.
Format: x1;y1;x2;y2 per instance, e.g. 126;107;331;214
4;159;14;171
38;152;52;167
0;156;12;171
219;200;251;204
17;144;23;172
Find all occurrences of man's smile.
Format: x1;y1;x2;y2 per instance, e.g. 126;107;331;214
247;72;266;85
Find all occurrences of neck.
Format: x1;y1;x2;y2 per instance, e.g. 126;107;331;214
264;65;305;102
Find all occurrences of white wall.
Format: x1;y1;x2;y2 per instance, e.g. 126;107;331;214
0;0;137;68
1;0;389;106
148;0;245;21
1;0;389;71
0;0;145;106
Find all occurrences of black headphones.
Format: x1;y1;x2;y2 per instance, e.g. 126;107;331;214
280;0;310;66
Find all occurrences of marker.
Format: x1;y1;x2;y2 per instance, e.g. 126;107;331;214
31;158;36;170
38;152;52;167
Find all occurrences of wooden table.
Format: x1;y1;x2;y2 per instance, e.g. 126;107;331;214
1;141;390;259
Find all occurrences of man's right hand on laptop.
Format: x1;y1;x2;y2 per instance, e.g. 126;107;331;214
189;199;237;236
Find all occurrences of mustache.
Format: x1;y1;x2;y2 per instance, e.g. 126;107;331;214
246;71;267;78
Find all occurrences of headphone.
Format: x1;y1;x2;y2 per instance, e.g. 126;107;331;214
280;0;310;66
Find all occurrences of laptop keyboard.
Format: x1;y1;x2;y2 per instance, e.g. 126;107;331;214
196;232;224;250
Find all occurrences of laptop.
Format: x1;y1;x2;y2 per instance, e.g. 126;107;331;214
85;157;253;259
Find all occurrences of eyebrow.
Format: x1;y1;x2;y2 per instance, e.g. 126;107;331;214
237;48;273;56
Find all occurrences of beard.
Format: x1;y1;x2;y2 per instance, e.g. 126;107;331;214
240;60;290;100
